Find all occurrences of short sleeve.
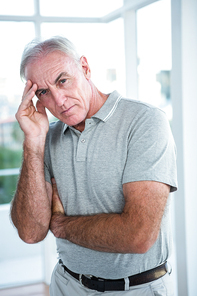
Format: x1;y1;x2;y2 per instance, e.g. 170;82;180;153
44;132;53;184
122;107;178;192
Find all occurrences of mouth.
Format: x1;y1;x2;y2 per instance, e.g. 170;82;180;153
61;105;75;115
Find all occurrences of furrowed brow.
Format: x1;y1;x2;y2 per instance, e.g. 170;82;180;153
35;72;69;96
54;72;68;84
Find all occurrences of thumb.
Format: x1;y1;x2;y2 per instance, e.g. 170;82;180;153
51;178;64;214
51;177;56;185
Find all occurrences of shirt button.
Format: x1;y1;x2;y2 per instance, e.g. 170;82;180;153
81;139;86;143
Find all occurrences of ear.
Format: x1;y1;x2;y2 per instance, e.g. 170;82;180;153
80;56;91;79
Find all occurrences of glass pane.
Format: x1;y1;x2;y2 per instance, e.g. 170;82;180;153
41;19;126;96
137;0;172;120
0;22;35;200
0;21;41;288
0;0;34;15
0;21;35;203
40;0;123;17
0;175;19;204
0;204;44;289
0;21;35;149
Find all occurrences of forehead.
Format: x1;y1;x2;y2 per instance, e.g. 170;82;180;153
25;51;78;82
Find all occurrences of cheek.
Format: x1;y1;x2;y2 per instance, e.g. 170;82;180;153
40;100;56;115
79;91;91;108
39;95;53;108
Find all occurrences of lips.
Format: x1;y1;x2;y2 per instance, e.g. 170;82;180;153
61;105;75;116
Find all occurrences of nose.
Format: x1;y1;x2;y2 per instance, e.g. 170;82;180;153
51;88;67;107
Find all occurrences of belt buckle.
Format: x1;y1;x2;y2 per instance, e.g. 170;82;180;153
79;274;92;286
79;274;105;292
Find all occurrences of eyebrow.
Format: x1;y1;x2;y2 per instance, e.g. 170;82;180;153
54;72;68;84
35;72;69;96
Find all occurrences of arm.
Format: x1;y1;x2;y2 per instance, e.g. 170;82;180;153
50;180;170;254
10;80;52;244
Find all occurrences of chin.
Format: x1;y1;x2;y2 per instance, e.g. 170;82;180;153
65;118;84;127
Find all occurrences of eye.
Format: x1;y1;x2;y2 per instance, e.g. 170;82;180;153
40;90;47;95
60;79;67;84
38;89;48;97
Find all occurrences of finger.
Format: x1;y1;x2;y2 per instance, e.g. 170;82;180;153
22;82;37;104
52;178;58;199
16;84;37;123
22;80;33;98
51;179;64;214
52;194;64;214
51;178;56;185
18;84;37;113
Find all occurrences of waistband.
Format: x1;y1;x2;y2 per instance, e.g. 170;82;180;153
59;260;170;292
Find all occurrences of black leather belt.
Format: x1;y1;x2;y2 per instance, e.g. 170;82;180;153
59;260;169;292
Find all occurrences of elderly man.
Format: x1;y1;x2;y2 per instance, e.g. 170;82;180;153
11;36;177;296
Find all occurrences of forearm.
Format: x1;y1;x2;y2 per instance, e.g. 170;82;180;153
11;139;51;243
50;181;169;254
50;211;150;254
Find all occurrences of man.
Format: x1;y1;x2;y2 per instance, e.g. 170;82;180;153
11;36;177;296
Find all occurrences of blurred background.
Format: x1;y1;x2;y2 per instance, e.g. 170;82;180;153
0;0;196;295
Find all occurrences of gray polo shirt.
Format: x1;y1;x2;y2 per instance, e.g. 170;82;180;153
44;90;177;279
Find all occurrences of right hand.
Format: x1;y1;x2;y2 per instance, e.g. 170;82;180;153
16;80;49;140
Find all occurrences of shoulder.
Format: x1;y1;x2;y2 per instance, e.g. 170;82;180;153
47;120;65;140
45;120;66;151
118;97;170;132
120;97;166;116
49;120;65;133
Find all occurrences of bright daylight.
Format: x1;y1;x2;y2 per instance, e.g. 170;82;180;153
0;0;196;296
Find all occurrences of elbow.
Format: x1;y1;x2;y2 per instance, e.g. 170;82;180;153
19;235;37;244
133;239;154;254
23;238;43;244
125;232;158;254
18;231;48;244
10;216;48;244
10;206;50;244
10;207;50;244
16;222;50;244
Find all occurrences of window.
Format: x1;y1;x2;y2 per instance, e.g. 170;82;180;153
0;0;173;290
0;21;35;205
40;0;122;17
0;0;125;288
137;0;172;120
0;0;34;15
41;19;125;96
0;20;42;289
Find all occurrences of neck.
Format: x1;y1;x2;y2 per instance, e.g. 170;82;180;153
74;82;109;132
88;82;109;118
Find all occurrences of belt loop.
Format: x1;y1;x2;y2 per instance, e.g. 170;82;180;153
165;262;172;275
124;277;130;290
79;274;83;287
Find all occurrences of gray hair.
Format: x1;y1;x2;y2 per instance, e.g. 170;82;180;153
20;36;81;80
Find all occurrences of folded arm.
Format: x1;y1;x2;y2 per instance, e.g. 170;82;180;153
50;180;170;254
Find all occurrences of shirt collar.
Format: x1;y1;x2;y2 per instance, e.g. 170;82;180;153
92;90;122;122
